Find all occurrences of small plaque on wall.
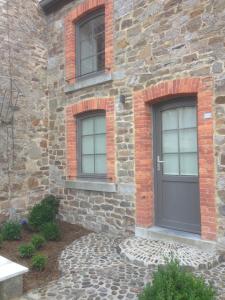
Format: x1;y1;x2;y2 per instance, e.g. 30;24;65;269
203;112;212;119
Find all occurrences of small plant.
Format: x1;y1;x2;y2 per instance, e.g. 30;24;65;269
31;234;46;250
32;254;47;271
18;243;35;258
1;221;22;240
139;260;215;300
41;222;61;241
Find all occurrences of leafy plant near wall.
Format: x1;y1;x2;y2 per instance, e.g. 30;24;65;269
41;222;61;241
31;234;46;250
1;221;22;240
18;243;35;258
32;254;48;271
28;195;60;231
139;260;215;300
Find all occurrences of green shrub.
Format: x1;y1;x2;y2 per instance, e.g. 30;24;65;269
28;203;55;231
139;260;215;300
28;195;59;231
41;222;60;241
18;243;35;258
2;221;22;240
32;254;47;271
31;234;46;250
42;195;60;215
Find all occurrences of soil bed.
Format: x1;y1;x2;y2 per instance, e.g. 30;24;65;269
0;221;91;292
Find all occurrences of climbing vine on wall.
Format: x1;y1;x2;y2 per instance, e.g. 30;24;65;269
0;0;23;212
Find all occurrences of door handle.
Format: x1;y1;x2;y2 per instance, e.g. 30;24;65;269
157;155;165;171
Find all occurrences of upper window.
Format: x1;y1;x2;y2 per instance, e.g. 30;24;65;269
77;111;107;178
76;9;105;79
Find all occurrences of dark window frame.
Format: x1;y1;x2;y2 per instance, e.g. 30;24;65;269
76;110;107;180
76;9;105;80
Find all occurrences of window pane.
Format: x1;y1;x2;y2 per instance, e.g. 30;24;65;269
97;52;105;71
81;40;93;60
163;130;178;154
163;154;179;175
95;154;106;174
93;14;104;35
95;134;106;154
82;118;93;135
162;109;178;130
95;116;106;134
180;153;198;176
82;155;95;173
94;32;105;53
82;136;94;155
81;57;96;75
179;106;196;129
80;22;92;42
179;128;197;153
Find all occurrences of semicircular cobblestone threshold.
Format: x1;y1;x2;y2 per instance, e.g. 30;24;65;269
119;237;224;270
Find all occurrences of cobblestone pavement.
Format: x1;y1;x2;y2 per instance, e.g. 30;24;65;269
21;233;225;300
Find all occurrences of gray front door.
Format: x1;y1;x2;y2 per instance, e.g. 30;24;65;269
154;97;201;234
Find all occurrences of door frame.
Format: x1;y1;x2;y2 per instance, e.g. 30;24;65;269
134;78;217;240
152;97;201;233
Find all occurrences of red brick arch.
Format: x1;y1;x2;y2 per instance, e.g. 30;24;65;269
66;98;115;181
134;77;216;240
64;0;113;84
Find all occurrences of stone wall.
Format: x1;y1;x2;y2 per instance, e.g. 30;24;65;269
0;0;48;220
45;0;225;241
1;0;225;243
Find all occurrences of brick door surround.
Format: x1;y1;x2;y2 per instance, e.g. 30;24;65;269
134;77;217;240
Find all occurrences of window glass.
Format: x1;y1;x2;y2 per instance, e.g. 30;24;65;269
163;154;179;175
163;130;178;153
162;105;198;176
162;109;178;130
77;11;105;77
79;113;106;176
180;153;198;176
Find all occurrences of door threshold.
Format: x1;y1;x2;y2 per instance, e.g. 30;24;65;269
135;226;216;251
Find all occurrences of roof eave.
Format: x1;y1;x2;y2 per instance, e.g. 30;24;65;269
39;0;61;13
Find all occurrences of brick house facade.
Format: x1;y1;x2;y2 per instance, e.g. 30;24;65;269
1;0;225;246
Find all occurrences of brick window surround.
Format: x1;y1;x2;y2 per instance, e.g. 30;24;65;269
65;0;113;84
66;98;115;181
134;77;217;241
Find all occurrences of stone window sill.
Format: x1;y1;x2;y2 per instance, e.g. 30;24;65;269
65;180;117;193
65;72;113;93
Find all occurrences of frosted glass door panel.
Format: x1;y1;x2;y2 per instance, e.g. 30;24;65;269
180;153;198;176
179;107;196;128
162;105;198;176
163;131;178;153
179;129;197;153
162;109;178;130
163;154;179;175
